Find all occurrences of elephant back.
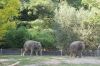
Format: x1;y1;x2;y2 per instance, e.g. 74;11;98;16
23;40;41;49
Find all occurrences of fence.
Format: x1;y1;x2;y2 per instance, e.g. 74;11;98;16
82;50;100;56
0;49;100;56
0;49;65;56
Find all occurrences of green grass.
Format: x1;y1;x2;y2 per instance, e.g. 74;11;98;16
0;55;100;66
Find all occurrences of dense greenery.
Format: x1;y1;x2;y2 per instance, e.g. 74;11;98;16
0;0;100;50
0;0;20;47
4;27;30;48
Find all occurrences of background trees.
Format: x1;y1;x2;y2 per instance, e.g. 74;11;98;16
54;0;100;50
0;0;100;50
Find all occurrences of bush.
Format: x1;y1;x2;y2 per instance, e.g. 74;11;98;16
4;27;31;48
28;28;56;49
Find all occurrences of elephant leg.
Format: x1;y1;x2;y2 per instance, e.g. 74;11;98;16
79;52;82;58
76;51;79;57
71;53;76;58
72;50;77;57
30;49;33;56
70;52;73;57
70;52;75;57
35;51;38;56
75;53;77;57
77;51;82;58
70;50;73;57
40;49;42;56
73;52;77;57
22;48;27;56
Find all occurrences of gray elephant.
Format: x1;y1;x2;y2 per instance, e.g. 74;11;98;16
21;40;42;56
69;41;85;58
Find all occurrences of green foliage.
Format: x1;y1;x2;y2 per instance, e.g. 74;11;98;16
0;0;100;50
0;0;20;41
19;0;54;20
82;0;100;9
0;22;16;40
66;0;82;9
74;8;100;49
1;0;55;49
54;3;80;49
0;0;20;22
29;29;55;49
54;1;100;50
28;19;56;49
4;27;30;48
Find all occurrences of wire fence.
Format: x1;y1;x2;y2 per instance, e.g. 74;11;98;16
0;48;64;56
0;48;100;56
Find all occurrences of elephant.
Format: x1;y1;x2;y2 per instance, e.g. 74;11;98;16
69;41;85;58
21;40;42;56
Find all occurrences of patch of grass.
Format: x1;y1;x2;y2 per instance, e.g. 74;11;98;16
0;55;100;66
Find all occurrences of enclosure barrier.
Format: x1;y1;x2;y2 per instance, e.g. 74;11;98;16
0;49;100;56
0;49;64;56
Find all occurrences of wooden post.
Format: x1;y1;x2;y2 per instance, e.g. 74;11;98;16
97;49;100;56
0;48;2;54
40;49;42;56
60;49;62;56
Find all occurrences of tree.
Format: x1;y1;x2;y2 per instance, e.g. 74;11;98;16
54;1;80;50
66;0;82;9
17;0;56;49
54;0;100;50
82;0;100;9
19;0;54;21
0;0;20;45
27;19;56;49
